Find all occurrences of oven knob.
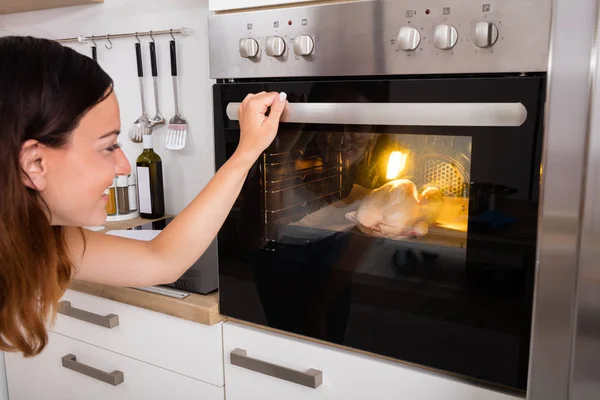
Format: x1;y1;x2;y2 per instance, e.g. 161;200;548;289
293;34;315;56
433;24;458;50
473;22;499;48
266;36;286;57
397;26;421;51
239;38;259;58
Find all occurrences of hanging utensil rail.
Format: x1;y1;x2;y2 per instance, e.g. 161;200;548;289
55;27;189;44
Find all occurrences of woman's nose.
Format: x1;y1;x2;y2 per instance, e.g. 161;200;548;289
115;149;132;176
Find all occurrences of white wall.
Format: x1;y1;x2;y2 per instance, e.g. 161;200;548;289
0;352;7;400
209;0;316;11
0;0;215;215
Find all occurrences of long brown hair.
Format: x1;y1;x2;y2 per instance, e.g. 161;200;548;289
0;36;113;356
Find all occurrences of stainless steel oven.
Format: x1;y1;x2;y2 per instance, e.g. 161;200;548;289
209;0;556;395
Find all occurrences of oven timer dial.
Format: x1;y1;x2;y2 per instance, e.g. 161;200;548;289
433;24;458;50
293;34;315;56
473;22;499;48
266;36;286;57
239;38;259;58
397;26;421;51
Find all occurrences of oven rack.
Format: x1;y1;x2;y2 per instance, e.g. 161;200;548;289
265;164;341;184
265;172;340;194
264;189;343;216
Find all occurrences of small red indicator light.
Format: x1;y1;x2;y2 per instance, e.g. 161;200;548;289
288;20;292;25
425;9;431;15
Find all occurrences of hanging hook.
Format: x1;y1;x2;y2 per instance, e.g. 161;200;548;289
170;29;175;41
150;30;155;43
135;32;140;44
105;34;113;50
90;35;98;62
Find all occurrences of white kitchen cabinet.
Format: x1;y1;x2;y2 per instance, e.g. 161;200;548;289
209;0;336;12
50;289;224;387
0;0;102;15
223;321;520;400
5;331;224;400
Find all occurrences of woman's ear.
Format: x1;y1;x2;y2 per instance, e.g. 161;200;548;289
20;139;47;191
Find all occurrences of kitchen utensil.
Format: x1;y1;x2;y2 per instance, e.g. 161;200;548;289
166;39;188;150
91;37;97;62
148;40;165;127
129;42;152;143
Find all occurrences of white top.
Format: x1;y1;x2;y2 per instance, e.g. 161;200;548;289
143;134;153;149
116;175;129;187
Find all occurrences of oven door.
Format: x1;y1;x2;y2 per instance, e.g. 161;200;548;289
213;75;545;393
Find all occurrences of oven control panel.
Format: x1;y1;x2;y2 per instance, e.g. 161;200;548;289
208;0;551;79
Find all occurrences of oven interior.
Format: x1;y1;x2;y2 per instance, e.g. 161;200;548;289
261;129;472;253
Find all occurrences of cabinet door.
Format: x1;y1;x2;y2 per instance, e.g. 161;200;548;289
5;332;224;400
51;290;224;386
209;0;321;11
223;322;519;400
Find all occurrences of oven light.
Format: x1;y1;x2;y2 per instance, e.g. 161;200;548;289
386;151;408;180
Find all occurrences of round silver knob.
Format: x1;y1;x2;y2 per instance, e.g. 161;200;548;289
473;22;499;48
293;34;315;56
433;24;458;50
266;36;286;57
239;38;259;58
397;27;421;51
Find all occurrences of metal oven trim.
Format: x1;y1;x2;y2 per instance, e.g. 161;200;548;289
208;0;552;79
527;0;598;399
570;1;600;398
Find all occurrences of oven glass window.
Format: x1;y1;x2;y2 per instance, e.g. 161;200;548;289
264;132;472;259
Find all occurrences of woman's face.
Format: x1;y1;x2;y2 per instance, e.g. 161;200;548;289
41;92;131;226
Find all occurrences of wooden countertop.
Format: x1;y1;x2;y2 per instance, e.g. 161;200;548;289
68;215;223;326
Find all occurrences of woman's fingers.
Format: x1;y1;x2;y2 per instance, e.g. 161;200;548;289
245;91;281;115
266;92;287;128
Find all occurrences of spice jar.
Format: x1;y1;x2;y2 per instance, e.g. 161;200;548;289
128;173;138;212
116;175;130;215
105;177;117;216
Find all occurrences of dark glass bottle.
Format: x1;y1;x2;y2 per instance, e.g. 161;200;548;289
136;134;165;219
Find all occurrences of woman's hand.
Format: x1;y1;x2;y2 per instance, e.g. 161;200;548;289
234;91;287;167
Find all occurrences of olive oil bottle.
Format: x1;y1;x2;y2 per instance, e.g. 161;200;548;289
136;134;165;219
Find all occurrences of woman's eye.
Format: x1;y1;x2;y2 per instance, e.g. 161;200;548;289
105;143;122;153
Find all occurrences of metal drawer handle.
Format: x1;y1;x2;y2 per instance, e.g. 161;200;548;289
62;354;124;386
58;301;119;329
230;348;323;389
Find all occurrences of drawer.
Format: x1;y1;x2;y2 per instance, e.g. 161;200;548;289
5;332;224;400
223;322;520;400
49;289;223;386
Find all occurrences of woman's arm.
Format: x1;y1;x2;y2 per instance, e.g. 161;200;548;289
69;91;287;286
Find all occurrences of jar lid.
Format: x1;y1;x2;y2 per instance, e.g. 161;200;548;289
117;175;129;187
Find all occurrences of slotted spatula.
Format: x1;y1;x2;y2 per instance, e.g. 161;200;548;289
129;42;152;143
166;39;187;150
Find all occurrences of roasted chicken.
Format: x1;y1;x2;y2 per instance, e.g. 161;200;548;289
345;179;444;239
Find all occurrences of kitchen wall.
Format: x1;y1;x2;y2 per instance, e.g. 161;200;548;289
0;352;5;400
0;0;215;215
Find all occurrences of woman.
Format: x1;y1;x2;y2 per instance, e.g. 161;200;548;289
0;36;287;357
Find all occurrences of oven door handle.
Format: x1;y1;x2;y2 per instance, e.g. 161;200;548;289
226;102;527;127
